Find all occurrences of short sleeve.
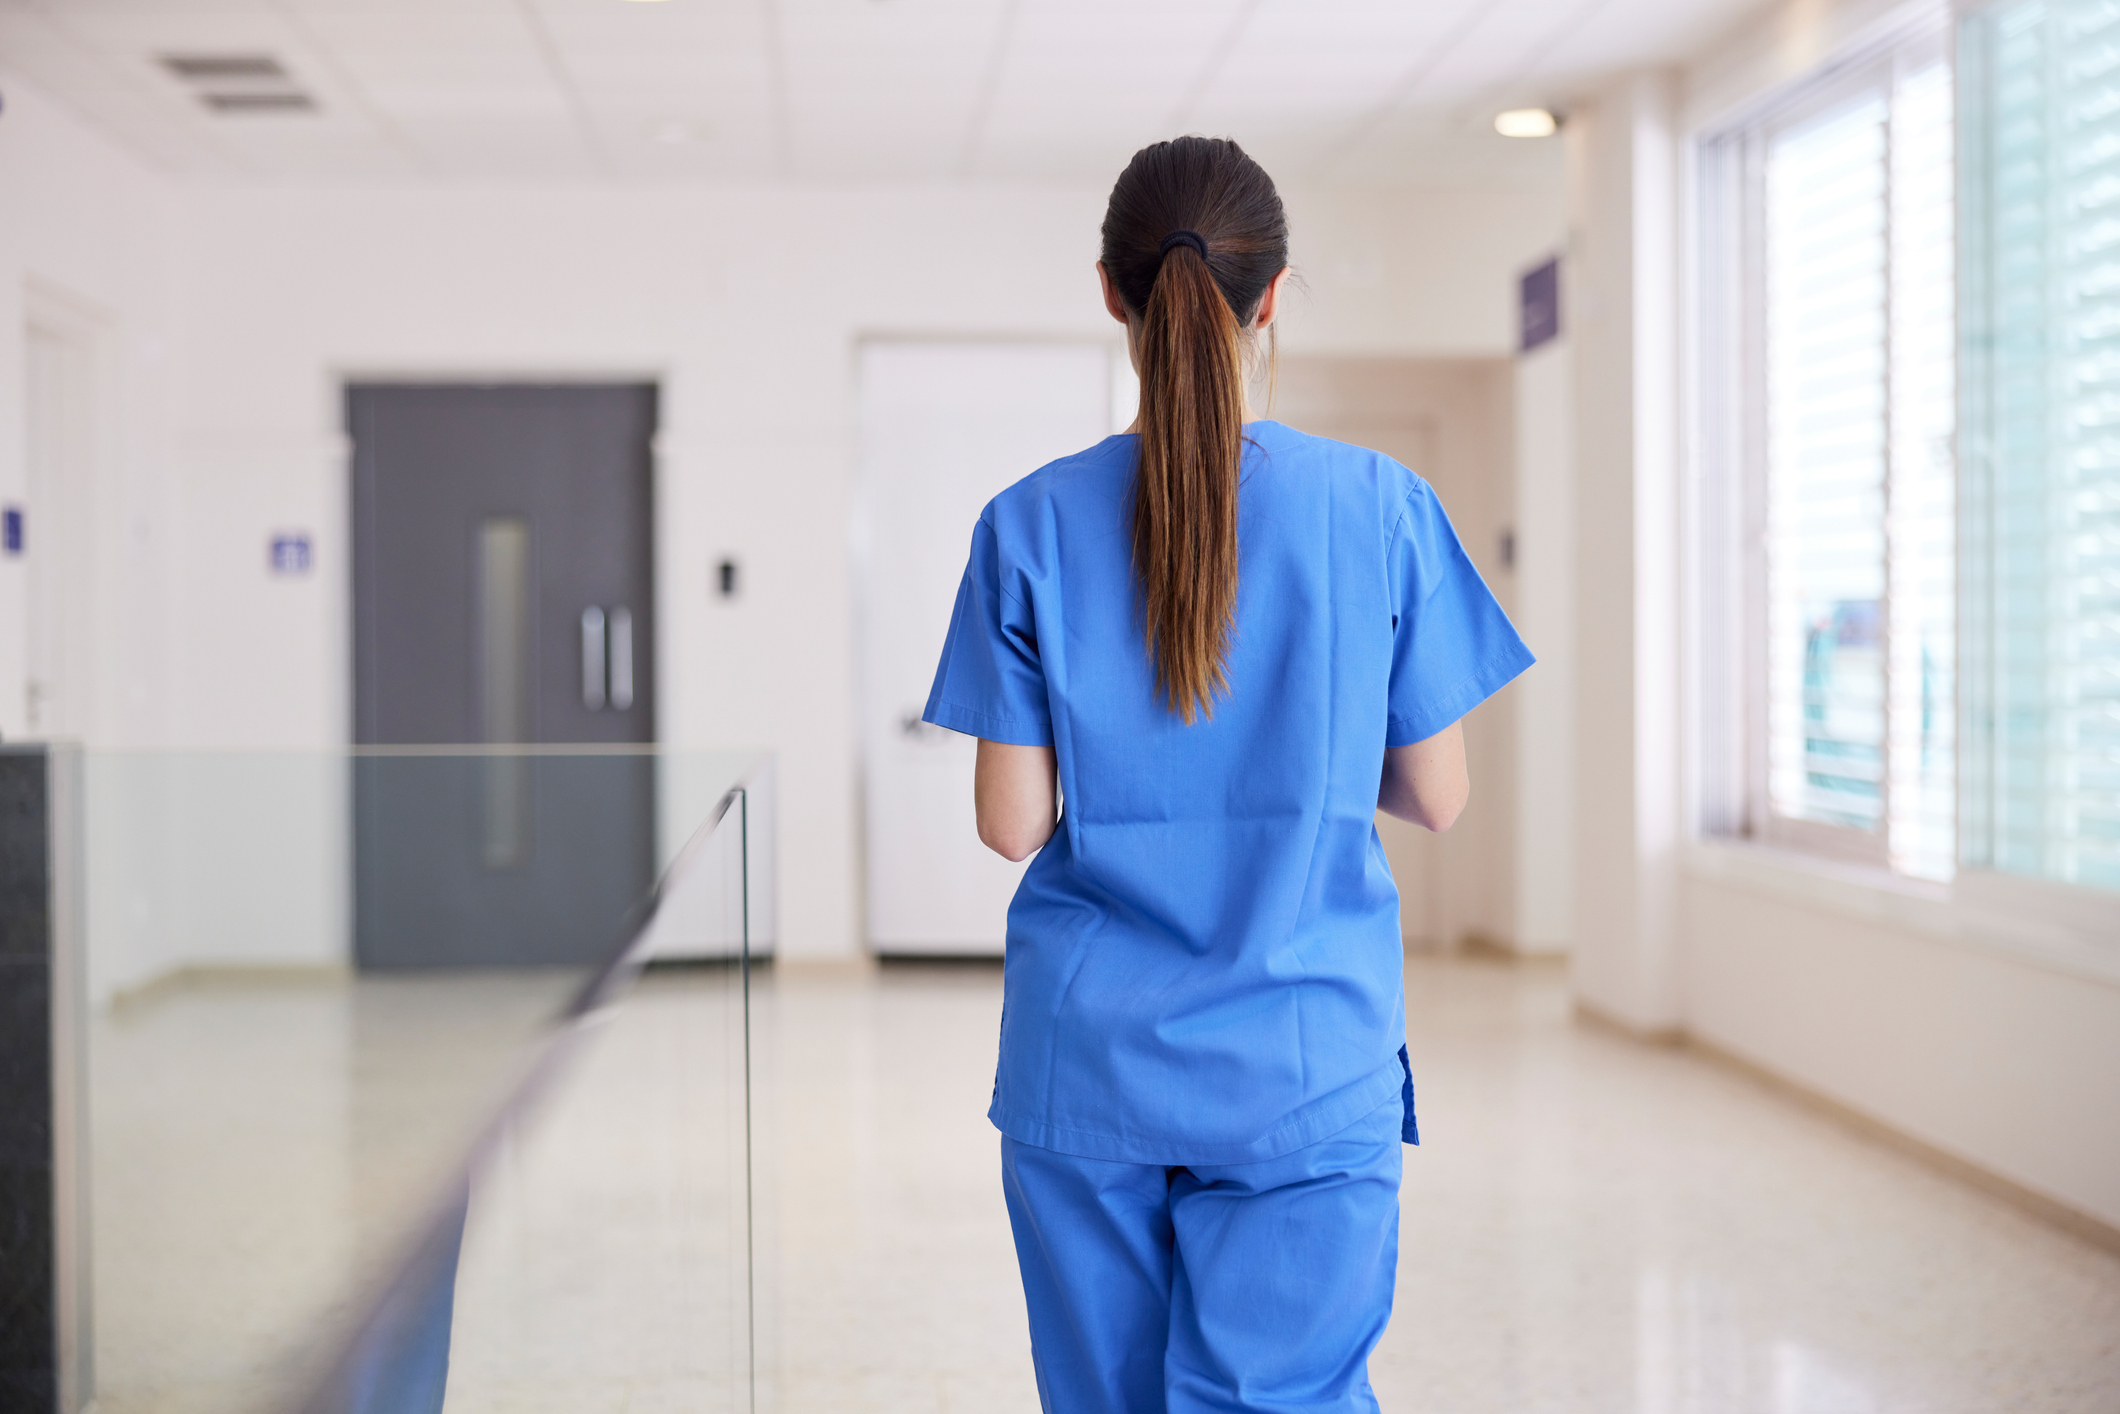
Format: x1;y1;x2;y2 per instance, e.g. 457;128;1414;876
1385;481;1534;747
922;515;1054;747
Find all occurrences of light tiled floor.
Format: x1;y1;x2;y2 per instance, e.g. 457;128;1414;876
745;953;2120;1414
445;966;753;1414
93;954;2120;1413
90;969;583;1414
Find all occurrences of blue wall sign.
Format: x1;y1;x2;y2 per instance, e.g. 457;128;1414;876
1520;256;1561;353
270;533;313;576
2;507;20;556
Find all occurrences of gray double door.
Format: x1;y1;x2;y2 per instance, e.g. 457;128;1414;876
350;383;657;969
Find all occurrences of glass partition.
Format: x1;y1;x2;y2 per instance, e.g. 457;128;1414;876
54;746;768;1414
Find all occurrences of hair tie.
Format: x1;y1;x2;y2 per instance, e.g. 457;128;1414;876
1159;230;1209;261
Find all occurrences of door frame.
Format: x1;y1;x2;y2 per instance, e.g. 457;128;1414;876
20;278;117;742
339;375;668;969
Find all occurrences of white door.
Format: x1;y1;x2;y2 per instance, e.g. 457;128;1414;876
23;318;94;739
857;341;1122;954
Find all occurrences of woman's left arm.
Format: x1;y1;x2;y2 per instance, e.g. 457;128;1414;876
975;740;1059;862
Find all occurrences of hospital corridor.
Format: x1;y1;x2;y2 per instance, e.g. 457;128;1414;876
78;955;2118;1412
1;0;2117;1411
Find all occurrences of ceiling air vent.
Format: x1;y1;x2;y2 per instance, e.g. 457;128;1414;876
202;93;315;112
159;53;317;115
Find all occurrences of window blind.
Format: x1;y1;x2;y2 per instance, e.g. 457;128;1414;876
1964;0;2120;890
1765;97;1893;834
1757;60;1958;878
1700;23;1959;877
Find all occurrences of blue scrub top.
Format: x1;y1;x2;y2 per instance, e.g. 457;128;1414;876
923;420;1533;1166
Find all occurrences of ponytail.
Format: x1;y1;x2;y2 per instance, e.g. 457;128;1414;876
1134;243;1245;723
1100;138;1288;724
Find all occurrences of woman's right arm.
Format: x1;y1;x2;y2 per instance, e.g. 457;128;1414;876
975;738;1059;862
1378;721;1467;832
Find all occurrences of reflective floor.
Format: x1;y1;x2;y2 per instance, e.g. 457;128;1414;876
446;966;752;1413
757;953;2120;1414
92;969;581;1414
92;953;2120;1413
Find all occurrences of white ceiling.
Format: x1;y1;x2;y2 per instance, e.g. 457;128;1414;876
0;0;1766;186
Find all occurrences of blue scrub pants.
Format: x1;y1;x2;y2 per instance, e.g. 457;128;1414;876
1000;1099;1402;1414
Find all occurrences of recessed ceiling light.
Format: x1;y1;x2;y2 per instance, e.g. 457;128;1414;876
1494;108;1559;138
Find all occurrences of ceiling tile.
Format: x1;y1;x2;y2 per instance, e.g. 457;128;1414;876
390;111;600;175
0;10;251;173
1;0;1768;184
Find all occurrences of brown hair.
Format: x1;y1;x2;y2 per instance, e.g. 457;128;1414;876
1101;137;1288;723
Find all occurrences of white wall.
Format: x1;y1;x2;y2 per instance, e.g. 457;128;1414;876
159;177;1563;960
0;72;179;749
79;751;348;1001
1681;851;2120;1231
1513;335;1575;955
0;78;235;1001
1564;73;1684;1031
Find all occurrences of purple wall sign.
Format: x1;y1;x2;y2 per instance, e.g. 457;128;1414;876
1520;256;1561;353
270;533;313;576
2;507;21;556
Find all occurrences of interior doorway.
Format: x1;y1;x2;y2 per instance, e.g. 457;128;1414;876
20;290;103;740
855;340;1125;955
348;382;658;968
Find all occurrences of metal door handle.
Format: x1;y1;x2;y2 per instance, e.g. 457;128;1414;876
581;607;606;710
609;607;634;710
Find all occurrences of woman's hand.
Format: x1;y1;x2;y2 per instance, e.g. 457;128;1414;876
976;740;1059;861
1378;721;1468;832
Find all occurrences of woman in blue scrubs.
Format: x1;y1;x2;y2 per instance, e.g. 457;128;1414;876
924;136;1532;1414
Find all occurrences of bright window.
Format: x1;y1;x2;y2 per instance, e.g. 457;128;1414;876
1962;0;2120;892
1702;31;1958;879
